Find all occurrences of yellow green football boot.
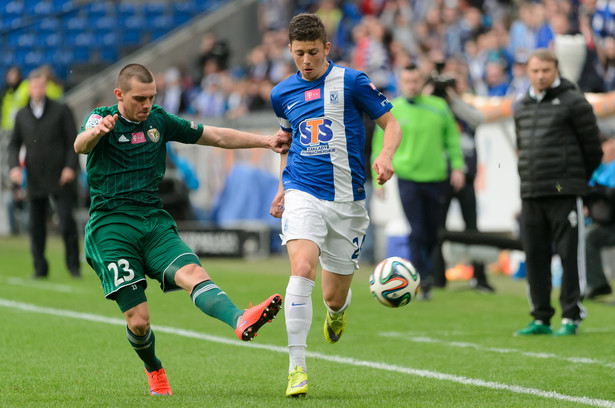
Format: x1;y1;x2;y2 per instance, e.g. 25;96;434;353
324;310;346;344
286;366;308;397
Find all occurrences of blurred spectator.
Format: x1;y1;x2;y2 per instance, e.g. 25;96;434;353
576;3;605;92
380;0;419;58
333;0;365;60
194;74;227;118
534;0;559;48
246;45;271;82
158;67;189;115
442;1;465;57
469;28;512;96
1;66;29;131
247;79;274;112
350;16;392;90
481;28;513;77
196;32;230;82
484;61;509;96
226;78;251;120
590;0;615;42
316;0;343;39
508;1;537;60
1;66;29;235
464;37;489;94
599;36;615;91
584;124;615;301
506;55;531;101
258;0;291;32
459;6;487;52
262;30;294;84
8;68;81;279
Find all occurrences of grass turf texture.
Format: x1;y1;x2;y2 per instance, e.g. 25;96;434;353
1;235;614;407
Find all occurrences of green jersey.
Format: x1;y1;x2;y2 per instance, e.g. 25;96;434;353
80;104;203;214
372;94;464;183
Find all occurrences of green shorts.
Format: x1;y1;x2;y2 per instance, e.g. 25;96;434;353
84;206;201;300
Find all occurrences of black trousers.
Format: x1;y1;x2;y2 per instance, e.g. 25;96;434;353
520;196;586;324
397;178;448;287
29;187;80;277
432;175;489;286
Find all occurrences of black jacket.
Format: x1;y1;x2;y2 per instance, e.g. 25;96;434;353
514;78;602;199
8;97;79;198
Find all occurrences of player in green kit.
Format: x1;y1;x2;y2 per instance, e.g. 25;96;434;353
74;64;288;396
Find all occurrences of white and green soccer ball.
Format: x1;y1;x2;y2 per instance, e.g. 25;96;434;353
369;256;420;308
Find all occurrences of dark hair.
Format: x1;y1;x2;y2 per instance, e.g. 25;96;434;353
527;48;559;69
288;13;327;45
117;64;154;91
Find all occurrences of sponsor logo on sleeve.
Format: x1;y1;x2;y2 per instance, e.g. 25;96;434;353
190;121;198;130
85;114;102;129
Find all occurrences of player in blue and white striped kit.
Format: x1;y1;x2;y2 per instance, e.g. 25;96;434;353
269;13;402;397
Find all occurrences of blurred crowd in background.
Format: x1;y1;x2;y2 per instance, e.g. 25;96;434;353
2;0;615;121
150;0;615;120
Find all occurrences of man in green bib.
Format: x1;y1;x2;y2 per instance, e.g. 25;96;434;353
74;63;288;396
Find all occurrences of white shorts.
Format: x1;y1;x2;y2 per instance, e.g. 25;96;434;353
280;189;369;275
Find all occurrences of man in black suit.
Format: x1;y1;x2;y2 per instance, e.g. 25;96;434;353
8;68;81;278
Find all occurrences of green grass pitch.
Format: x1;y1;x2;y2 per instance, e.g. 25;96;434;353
1;235;614;407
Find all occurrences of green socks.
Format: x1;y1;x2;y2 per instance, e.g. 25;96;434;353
126;327;162;372
191;280;243;328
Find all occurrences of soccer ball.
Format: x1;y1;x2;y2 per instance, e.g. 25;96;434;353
369;257;421;308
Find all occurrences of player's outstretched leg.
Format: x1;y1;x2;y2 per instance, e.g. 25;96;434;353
144;367;172;396
235;294;283;341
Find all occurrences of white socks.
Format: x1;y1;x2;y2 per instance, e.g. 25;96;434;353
285;275;315;373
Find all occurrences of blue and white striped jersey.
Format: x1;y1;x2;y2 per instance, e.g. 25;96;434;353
271;61;392;202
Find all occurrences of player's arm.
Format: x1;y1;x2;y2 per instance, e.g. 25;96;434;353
74;114;118;154
270;151;288;218
270;129;291;218
372;111;401;185
197;125;290;153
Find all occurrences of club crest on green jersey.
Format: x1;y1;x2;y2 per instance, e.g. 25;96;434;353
147;128;160;143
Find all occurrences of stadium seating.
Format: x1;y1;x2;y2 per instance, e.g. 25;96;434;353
0;0;229;88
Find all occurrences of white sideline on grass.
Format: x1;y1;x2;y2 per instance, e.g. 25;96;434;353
1;298;614;408
380;332;615;369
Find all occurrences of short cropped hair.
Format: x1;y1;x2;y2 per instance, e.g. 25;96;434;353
527;48;559;69
116;64;154;91
28;67;48;81
288;13;327;45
